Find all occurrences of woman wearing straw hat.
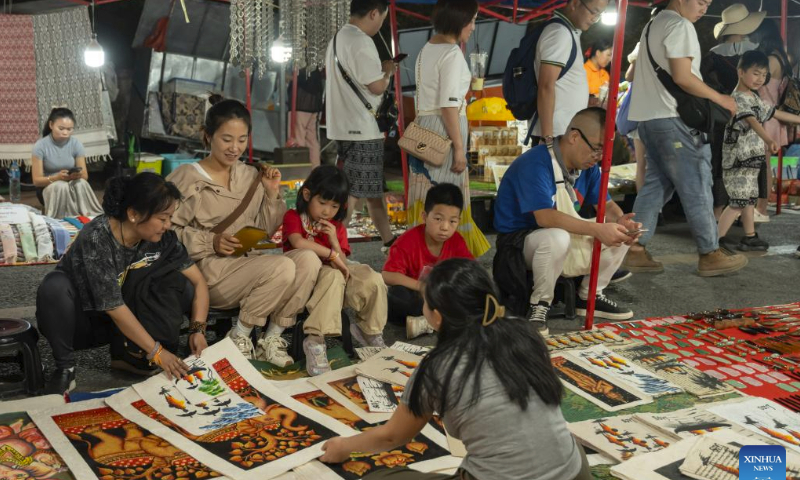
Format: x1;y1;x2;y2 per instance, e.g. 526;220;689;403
701;4;765;221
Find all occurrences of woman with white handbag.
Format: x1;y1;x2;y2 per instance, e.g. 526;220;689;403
401;0;490;258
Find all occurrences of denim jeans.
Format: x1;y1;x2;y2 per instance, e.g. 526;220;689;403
633;117;719;254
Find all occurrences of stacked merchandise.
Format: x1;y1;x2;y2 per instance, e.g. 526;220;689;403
469;127;523;183
597;303;800;406
0;205;80;265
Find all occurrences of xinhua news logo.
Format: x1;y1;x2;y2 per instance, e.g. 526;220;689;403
739;445;786;480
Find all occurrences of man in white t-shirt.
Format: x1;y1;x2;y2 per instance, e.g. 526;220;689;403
325;0;396;250
624;0;747;278
533;0;608;144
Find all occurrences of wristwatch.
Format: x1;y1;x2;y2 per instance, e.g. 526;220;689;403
544;135;555;145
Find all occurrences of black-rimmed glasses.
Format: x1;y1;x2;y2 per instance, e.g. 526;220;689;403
571;127;603;158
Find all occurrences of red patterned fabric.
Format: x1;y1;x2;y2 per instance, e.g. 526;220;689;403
0;15;38;146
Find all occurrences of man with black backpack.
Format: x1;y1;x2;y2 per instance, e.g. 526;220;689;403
623;0;747;278
504;0;608;145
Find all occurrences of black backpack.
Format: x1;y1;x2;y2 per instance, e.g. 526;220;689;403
502;16;578;143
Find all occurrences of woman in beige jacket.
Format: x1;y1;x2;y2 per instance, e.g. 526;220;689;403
168;97;320;364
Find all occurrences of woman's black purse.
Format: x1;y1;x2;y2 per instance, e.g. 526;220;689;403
644;22;731;133
334;33;398;133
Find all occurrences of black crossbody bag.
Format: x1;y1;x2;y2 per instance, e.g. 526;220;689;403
644;21;731;133
333;32;398;133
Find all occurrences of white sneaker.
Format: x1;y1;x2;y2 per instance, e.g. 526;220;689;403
349;324;386;348
406;315;434;339
754;211;770;223
226;330;255;360
303;336;331;376
255;335;294;366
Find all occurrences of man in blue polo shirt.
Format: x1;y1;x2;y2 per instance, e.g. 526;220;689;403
494;108;637;333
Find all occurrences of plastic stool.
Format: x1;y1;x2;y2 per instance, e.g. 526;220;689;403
0;319;44;397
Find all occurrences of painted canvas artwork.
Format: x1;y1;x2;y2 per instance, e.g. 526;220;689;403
294;432;453;480
568;345;682;397
568;415;679;462
610;344;735;398
356;376;399;413
635;407;735;439
610;437;696;480
310;367;392;424
30;399;219;480
355;349;422;387
133;355;262;436
105;339;352;480
0;411;74;480
551;356;652;411
171;356;232;404
707;397;800;453
291;389;371;431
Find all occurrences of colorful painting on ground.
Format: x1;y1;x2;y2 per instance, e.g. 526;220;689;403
568;345;682;397
707;397;800;453
568;414;678;462
0;411;74;480
355;348;423;387
551;355;652;411
29;399;220;480
105;339;350;480
611;343;735;398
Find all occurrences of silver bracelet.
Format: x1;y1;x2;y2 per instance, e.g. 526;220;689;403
146;341;161;361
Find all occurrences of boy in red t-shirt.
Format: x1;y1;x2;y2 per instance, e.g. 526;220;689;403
383;183;473;338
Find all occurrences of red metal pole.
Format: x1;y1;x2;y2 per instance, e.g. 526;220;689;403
776;0;787;215
518;0;564;23
289;66;299;146
513;0;519;23
584;0;628;330
395;6;430;22
478;6;513;23
245;68;253;163
390;0;409;209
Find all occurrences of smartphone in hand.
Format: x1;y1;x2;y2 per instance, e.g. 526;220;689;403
393;53;408;63
67;167;82;174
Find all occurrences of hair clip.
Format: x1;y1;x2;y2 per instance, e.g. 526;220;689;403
482;294;506;327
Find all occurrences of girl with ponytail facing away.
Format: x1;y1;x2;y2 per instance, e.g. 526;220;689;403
320;258;591;480
35;173;210;395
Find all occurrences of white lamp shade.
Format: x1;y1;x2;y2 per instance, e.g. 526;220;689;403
601;11;618;25
84;37;105;68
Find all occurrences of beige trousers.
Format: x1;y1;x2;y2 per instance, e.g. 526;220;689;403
204;249;322;327
304;263;387;337
291;111;321;167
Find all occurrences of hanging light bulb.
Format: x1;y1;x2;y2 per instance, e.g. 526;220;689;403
270;37;292;64
84;33;105;67
84;0;104;68
601;10;618;25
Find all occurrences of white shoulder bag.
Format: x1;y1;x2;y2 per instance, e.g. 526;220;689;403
549;146;595;277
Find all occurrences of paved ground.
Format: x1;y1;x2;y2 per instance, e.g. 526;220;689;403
1;204;799;397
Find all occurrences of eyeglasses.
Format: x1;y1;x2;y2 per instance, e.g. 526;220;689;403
578;0;604;22
571;128;603;158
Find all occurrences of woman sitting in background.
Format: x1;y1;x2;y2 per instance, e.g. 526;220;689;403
31;108;103;219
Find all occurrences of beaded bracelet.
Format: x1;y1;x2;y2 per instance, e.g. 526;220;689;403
147;343;164;366
188;321;207;335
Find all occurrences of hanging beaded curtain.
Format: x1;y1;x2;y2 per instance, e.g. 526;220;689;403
228;0;274;79
228;0;351;75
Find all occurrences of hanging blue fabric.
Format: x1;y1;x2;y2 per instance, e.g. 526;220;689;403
616;83;639;136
